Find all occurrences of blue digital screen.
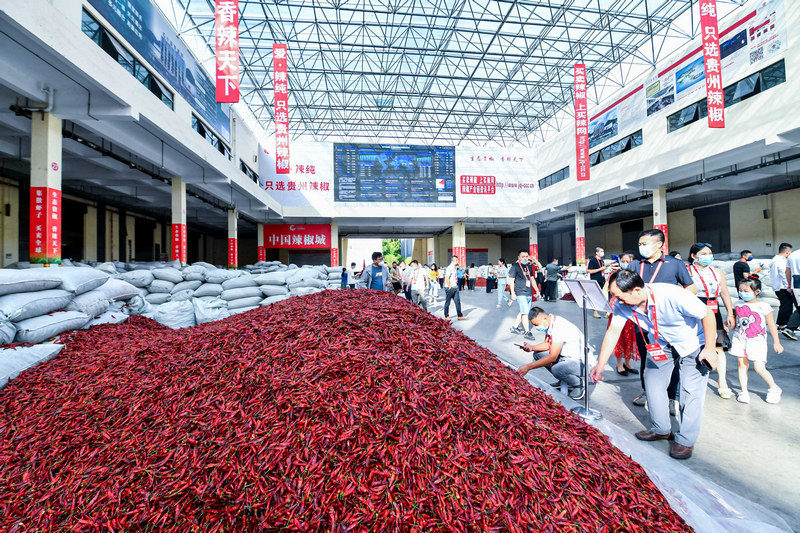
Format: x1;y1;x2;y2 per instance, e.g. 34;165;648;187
334;144;456;203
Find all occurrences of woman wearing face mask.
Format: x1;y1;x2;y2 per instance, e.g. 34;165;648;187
603;252;639;375
689;243;736;399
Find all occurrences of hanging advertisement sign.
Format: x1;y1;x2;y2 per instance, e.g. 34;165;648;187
655;224;670;254
456;149;537;208
215;0;239;103
574;64;590;181
228;238;238;268
29;187;61;265
172;223;187;264
259;142;333;207
330;248;339;268
529;244;539;262
576;237;586;267
263;224;331;249
699;0;725;128
86;0;231;141
257;246;267;262
273;44;290;174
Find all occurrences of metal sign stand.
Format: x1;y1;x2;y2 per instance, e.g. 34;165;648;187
563;279;613;422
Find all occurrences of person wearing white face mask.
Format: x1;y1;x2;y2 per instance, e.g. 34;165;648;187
517;307;593;400
689;243;736;399
587;247;608;318
625;229;696;411
602;251;639;375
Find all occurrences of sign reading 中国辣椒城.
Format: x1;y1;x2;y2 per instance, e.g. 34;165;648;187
263;224;331;249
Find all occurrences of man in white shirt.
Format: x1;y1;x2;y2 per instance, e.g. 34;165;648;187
407;260;429;310
346;262;357;289
783;248;800;340
770;244;795;338
590;270;717;460
518;307;592;400
443;256;466;320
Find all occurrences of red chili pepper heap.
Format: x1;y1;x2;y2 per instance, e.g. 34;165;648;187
0;291;691;532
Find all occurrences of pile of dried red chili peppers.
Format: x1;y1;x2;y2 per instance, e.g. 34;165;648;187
0;290;691;532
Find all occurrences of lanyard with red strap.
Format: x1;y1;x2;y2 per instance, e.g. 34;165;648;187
546;315;555;348
692;265;720;313
639;257;665;283
517;261;533;287
631;288;669;361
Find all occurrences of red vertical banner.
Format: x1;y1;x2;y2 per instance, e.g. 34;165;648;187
330;248;339;267
453;246;466;267
257;246;267;262
699;0;725;128
228;238;238;268
29;187;61;265
273;44;290;174
576;237;586;267
573;64;590;181
655;224;669;254
215;0;239;103
172;223;187;264
529;244;539;262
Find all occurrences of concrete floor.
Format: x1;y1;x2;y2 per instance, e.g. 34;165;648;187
422;288;799;532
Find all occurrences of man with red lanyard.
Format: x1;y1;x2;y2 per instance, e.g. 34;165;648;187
508;249;541;340
591;270;717;460
623;229;695;411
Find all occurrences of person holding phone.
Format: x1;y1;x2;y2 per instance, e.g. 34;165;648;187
590;269;718;460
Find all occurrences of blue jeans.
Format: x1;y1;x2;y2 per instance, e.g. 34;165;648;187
497;280;509;305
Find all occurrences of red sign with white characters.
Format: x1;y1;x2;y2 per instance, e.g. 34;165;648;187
228;238;238;268
699;0;725;128
172;223;187;264
574;64;590;181
576;237;586;266
29;187;61;264
452;246;466;267
330;248;339;268
655;224;669;254
460;175;496;195
529;244;539;262
257;246;267;262
263;224;331;249
215;0;239;103
273;44;290;174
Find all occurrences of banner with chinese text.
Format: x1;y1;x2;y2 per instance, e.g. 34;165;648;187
228;238;238;268
29;187;61;264
700;0;725;127
215;0;239;103
273;44;290;174
655;224;669;253
330;248;339;268
574;64;590;181
576;237;586;267
529;244;539;262
172;223;187;264
257;246;267;262
263;224;331;249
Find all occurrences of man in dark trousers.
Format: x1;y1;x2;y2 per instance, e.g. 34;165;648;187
587;247;607;318
625;229;696;412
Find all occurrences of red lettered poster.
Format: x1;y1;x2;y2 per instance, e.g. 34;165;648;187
576;237;586;267
655;224;669;254
330;248;339;267
228;238;238;268
263;224;331;249
699;0;725;128
273;44;290;174
257;246;267;262
172;223;187;264
529;244;539;262
574;64;590;181
29;187;61;265
215;0;240;103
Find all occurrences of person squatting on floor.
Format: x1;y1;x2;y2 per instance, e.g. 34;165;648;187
517;307;592;400
591;270;718;460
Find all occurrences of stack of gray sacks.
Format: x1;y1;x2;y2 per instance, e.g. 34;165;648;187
1;260;344;390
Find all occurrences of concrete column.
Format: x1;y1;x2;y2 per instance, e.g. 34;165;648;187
575;211;586;266
171;177;187;264
653;185;669;252
228;208;238;269
426;237;435;267
83;206;98;262
330;220;339;266
257;223;266;262
452;221;466;266
29;111;62;267
125;214;135;262
105;209;120;261
528;223;539;262
341;237;349;267
1;183;19;267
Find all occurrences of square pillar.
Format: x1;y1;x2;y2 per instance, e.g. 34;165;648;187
575;211;586;267
330;220;339;266
228;208;238;269
452;221;466;266
528;223;539;262
257;223;266;262
653;185;669;253
426;237;435;267
171;177;187;264
83;205;98;262
29;112;62;266
125;214;135;262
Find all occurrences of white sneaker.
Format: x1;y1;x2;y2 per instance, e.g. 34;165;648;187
737;391;750;404
766;387;782;404
496;304;501;308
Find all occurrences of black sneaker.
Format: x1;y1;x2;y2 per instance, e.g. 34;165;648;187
523;331;535;340
568;385;585;401
781;329;798;341
509;326;523;335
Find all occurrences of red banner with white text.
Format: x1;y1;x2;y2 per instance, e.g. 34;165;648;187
263;224;331;249
699;0;725;128
172;223;187;264
330;248;339;268
574;64;590;181
29;187;61;265
529;244;539;262
257;246;267;262
273;44;290;174
215;0;239;103
655;224;670;254
228;238;238;268
452;246;466;267
576;237;586;267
